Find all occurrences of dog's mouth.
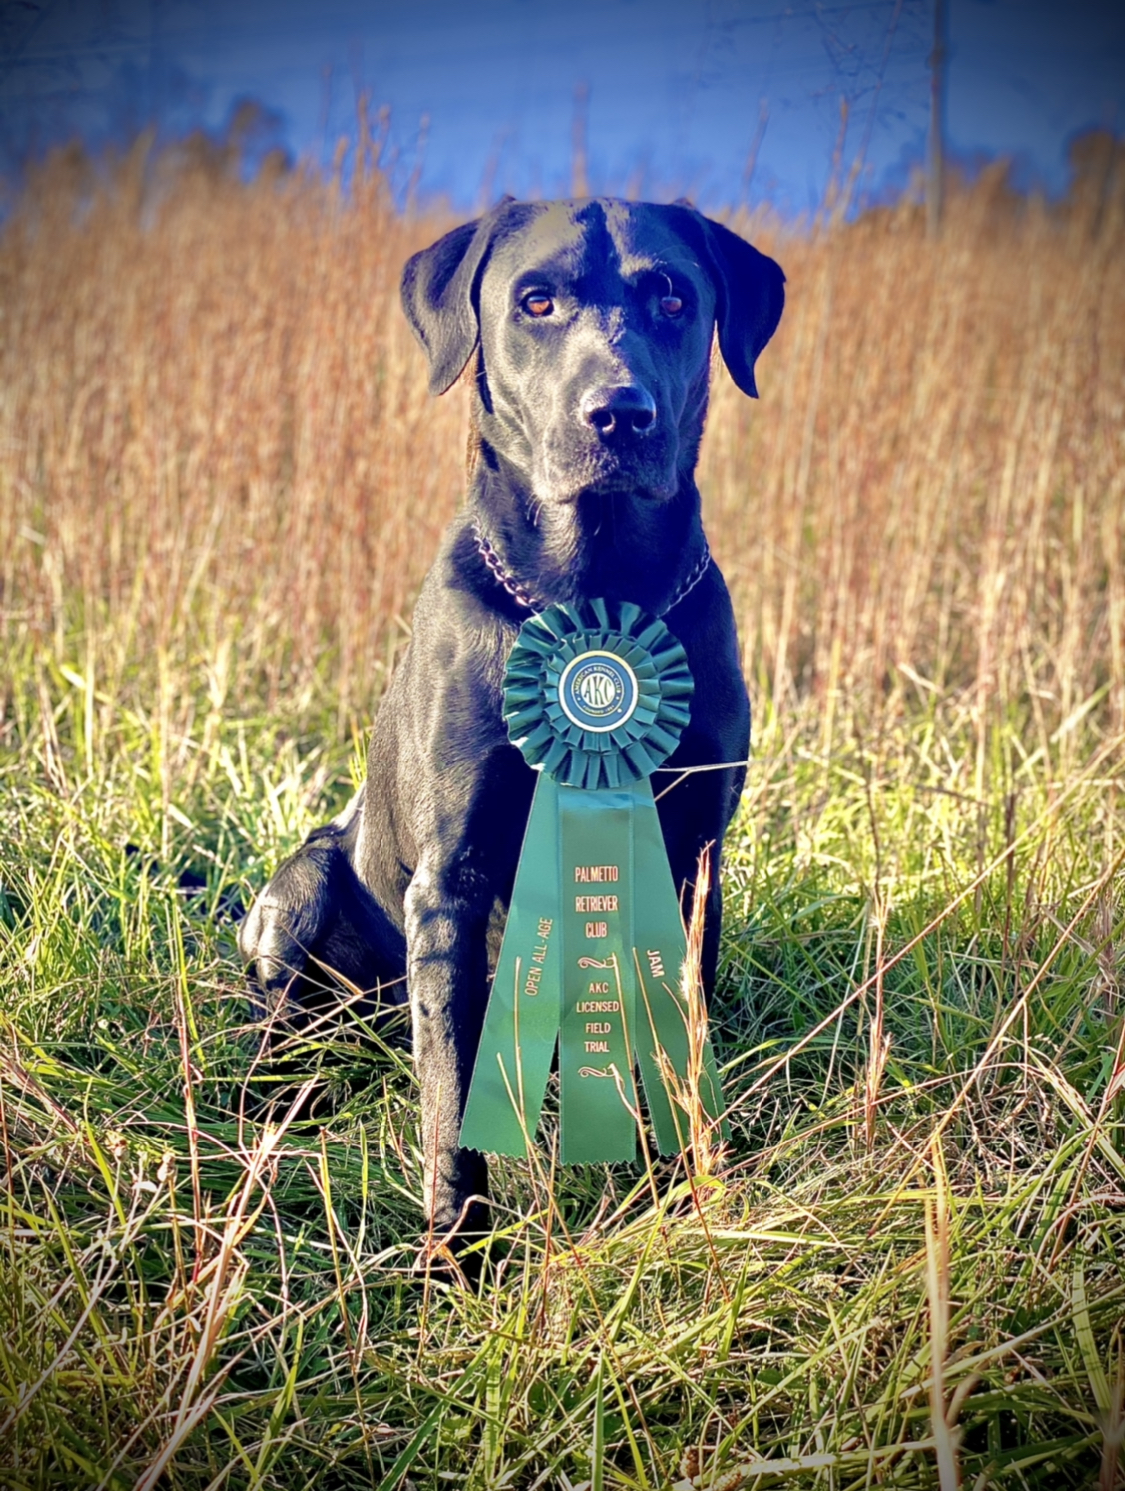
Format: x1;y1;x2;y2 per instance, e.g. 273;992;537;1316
533;440;678;506
557;473;676;504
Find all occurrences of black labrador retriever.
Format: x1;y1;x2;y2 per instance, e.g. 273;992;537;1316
239;197;784;1247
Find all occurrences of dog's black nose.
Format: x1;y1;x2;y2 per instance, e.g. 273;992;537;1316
580;385;657;437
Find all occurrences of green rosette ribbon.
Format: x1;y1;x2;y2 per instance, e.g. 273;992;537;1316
459;598;728;1165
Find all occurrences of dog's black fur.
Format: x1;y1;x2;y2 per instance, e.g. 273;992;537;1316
239;198;784;1245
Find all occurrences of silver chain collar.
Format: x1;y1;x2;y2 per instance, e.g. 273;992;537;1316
472;522;712;619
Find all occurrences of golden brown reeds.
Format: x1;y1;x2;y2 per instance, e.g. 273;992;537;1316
706;157;1125;741
1;137;1123;747
0;135;462;728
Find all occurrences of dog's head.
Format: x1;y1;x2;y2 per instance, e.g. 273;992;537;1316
401;198;784;508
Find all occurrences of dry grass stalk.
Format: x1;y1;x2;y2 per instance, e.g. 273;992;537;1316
674;1446;837;1489
675;846;727;1179
863;892;891;1151
645;848;726;1180
925;1132;962;1491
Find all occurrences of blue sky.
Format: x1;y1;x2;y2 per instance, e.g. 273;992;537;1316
2;0;1123;215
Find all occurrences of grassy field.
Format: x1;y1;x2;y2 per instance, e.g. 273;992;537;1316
1;131;1124;1488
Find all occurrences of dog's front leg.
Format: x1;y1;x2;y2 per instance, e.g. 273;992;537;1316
402;854;492;1245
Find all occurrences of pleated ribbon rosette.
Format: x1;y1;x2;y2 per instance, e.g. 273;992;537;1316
459;598;728;1165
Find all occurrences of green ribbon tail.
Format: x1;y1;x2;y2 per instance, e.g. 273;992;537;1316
630;777;730;1153
459;768;727;1164
557;785;640;1165
459;773;561;1158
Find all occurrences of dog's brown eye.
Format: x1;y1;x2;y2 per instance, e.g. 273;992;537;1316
660;295;684;318
523;294;554;317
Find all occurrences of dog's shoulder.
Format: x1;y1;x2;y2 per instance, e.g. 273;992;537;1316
374;519;520;769
408;519;521;669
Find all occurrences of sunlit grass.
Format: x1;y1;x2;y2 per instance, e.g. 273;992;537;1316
1;132;1123;1486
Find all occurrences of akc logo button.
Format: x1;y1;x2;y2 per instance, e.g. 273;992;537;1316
557;651;639;733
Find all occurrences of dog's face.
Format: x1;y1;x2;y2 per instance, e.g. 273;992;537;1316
401;199;784;509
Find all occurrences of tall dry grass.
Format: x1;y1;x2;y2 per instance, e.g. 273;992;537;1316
0;132;463;729
706;156;1125;747
2;132;1123;746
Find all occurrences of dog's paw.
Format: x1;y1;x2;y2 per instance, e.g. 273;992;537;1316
238;880;319;1017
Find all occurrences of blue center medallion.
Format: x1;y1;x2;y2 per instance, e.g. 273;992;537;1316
557;650;639;733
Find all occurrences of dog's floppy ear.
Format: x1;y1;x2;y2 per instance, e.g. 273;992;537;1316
401;197;517;396
697;214;785;399
401;219;488;395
